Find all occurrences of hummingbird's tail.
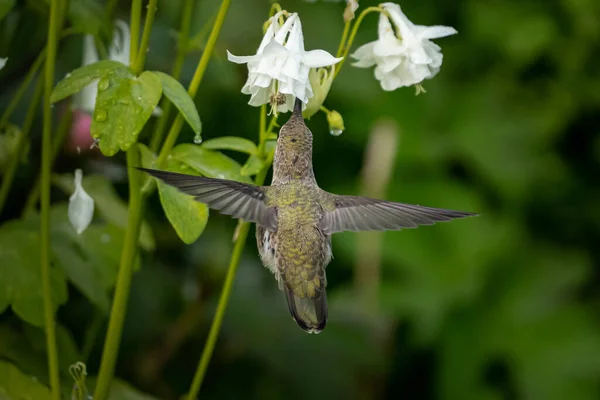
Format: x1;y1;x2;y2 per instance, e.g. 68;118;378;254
284;287;328;334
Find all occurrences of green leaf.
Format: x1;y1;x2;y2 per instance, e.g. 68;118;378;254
53;174;155;251
240;154;264;176
156;159;208;245
91;70;162;156
151;71;202;135
0;220;68;327
0;360;52;399
68;0;111;37
201;136;258;155
171;144;253;184
138;143;157;169
0;0;15;21
51;60;129;103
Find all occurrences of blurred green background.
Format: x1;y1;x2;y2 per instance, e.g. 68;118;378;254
1;0;600;399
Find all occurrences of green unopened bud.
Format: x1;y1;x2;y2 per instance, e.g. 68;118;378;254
303;66;335;119
326;110;345;136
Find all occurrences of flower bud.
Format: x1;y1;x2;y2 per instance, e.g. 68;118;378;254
326;110;345;136
68;169;95;234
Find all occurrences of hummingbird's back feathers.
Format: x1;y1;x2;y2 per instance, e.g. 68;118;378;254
319;192;477;235
138;168;278;231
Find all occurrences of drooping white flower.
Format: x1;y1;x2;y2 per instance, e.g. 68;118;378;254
351;3;456;91
74;20;161;115
68;169;94;235
227;11;342;113
0;58;7;71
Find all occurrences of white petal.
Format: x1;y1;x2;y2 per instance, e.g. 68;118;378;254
0;58;6;70
382;3;417;41
415;25;457;40
82;35;99;66
348;0;359;14
257;18;277;53
302;50;342;68
274;13;298;44
285;16;305;53
74;79;99;113
226;50;261;64
351;42;377;68
68;169;94;235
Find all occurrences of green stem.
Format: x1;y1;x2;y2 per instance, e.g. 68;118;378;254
185;108;277;398
0;51;44;129
106;0;119;18
129;0;142;65
21;106;73;217
336;21;351;58
41;0;61;398
149;0;195;153
0;79;43;215
93;147;144;400
156;0;232;166
81;311;104;363
132;0;158;75
334;6;384;78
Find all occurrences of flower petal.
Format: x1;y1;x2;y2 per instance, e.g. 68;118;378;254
0;58;6;70
302;50;342;68
416;25;457;40
68;169;94;235
226;50;261;64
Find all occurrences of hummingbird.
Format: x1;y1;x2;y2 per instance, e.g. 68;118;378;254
139;98;476;334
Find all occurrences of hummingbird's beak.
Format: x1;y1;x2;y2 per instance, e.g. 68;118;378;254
293;97;303;117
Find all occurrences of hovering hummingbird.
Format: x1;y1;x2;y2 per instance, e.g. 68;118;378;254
139;98;476;334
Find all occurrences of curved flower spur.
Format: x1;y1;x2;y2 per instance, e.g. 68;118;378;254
138;98;477;334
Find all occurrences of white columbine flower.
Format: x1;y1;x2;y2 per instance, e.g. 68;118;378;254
227;11;342;113
75;21;161;115
68;169;94;234
0;58;6;71
351;3;457;91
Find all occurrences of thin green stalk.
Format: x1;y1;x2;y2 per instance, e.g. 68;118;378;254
156;0;232;166
41;0;61;398
129;0;142;64
0;79;43;215
149;0;195;153
21;107;73;217
334;6;384;78
185;108;277;398
93;147;144;400
336;21;351;58
133;0;158;75
0;51;44;129
81;311;104;363
106;0;119;18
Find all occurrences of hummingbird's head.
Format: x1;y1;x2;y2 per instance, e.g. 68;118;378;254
272;97;315;183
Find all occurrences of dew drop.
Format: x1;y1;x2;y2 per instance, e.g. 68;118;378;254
101;233;110;243
95;109;108;122
329;129;343;137
193;133;202;144
98;78;110;91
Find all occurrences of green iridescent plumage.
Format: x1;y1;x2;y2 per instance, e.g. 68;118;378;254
139;99;477;334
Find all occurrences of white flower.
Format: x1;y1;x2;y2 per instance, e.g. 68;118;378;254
227;11;342;113
0;58;6;71
75;21;161;115
351;3;456;91
68;169;94;235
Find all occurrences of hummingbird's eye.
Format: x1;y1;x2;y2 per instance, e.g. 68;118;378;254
291;138;297;143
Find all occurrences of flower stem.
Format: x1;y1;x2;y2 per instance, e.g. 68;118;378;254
156;0;232;166
149;0;195;153
0;79;43;216
0;51;44;129
185;107;277;398
41;0;62;398
129;0;142;64
334;6;384;78
336;21;351;58
132;0;158;75
21;106;73;217
93;146;144;400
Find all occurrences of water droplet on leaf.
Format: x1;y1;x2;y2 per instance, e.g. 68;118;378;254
95;109;107;122
98;78;110;91
193;133;202;144
101;234;110;243
329;129;343;137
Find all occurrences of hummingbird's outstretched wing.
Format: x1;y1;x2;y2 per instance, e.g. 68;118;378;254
320;193;476;235
138;168;277;231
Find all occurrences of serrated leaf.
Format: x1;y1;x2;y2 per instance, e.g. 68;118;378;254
156;159;208;245
0;220;68;327
53;174;155;251
170;143;253;184
91;70;162;156
240;154;264;176
0;0;15;21
68;0;111;37
201;136;257;155
0;360;52;399
151;71;202;135
51;60;129;103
